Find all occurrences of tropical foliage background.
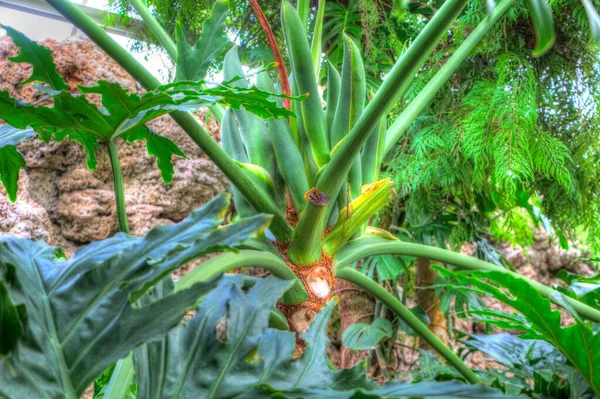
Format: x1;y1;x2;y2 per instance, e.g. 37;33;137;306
1;0;600;397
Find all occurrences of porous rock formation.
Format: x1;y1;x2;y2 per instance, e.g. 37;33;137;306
0;35;226;251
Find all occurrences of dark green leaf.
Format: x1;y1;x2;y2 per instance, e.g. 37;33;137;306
0;125;36;201
0;194;270;398
342;317;393;350
123;127;186;184
525;0;556;56
134;277;372;398
0;277;25;355
0;145;26;202
136;275;510;398
265;380;516;398
175;0;230;82
2;25;67;90
135;275;292;398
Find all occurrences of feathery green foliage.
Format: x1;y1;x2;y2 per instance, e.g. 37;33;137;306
385;0;600;254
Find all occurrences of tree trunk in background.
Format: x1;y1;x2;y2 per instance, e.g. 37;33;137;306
415;258;448;347
336;277;375;368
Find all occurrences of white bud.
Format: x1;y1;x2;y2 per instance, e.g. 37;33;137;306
307;267;331;298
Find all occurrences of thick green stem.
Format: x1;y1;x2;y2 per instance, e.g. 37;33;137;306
383;0;515;155
129;0;177;59
46;0;292;241
103;354;134;399
336;267;481;384
335;241;600;323
310;0;326;78
175;250;308;305
291;0;468;257
287;204;328;266
107;141;130;234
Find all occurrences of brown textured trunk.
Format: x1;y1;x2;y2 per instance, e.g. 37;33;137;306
336;275;376;368
415;258;448;347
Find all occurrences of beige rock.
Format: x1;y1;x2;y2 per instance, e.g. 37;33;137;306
0;35;227;251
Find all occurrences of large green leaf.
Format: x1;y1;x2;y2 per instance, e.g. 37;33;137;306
133;276;366;398
0;125;36;201
342;317;393;350
462;333;593;397
0;194;270;399
438;268;600;397
134;275;511;399
261;380;515;398
175;0;230;82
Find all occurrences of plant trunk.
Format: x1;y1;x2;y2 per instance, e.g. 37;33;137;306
336;277;376;368
415;258;448;347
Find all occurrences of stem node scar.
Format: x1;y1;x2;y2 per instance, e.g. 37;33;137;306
305;187;330;207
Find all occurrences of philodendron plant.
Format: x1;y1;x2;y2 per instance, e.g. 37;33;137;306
1;0;600;397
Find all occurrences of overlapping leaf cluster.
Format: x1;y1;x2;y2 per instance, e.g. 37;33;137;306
134;274;512;399
0;194;270;398
438;268;600;397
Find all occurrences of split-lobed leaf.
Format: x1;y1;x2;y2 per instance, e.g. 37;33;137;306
0;194;270;398
174;0;230;82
